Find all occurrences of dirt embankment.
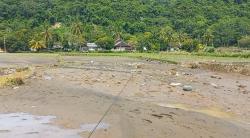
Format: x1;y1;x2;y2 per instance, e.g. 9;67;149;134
185;62;250;76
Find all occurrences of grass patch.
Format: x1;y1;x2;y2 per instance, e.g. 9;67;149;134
0;68;31;88
59;52;250;63
2;51;249;64
60;52;180;64
193;51;250;58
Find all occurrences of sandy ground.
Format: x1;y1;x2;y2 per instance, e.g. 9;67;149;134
0;53;250;138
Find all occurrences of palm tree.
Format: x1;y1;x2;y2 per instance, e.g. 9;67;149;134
70;21;85;50
110;22;124;40
29;39;45;52
2;27;12;52
159;26;175;49
71;21;82;36
177;32;188;48
41;24;52;48
127;36;139;49
203;32;214;46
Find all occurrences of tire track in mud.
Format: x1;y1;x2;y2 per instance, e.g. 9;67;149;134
87;72;134;138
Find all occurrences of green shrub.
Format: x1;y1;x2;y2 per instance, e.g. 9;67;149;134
204;47;215;53
239;36;250;48
7;77;24;86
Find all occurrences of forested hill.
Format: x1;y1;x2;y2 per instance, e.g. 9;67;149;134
0;0;250;52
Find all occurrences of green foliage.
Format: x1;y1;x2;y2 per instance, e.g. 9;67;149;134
29;39;45;51
239;36;250;48
96;35;114;50
1;0;250;52
196;44;206;52
204;47;215;53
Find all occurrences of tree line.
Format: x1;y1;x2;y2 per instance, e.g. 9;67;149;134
0;0;250;52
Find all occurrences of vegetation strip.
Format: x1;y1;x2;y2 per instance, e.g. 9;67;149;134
1;1;250;53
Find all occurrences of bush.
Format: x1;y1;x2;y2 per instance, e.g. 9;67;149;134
196;44;206;51
238;36;250;48
204;47;215;53
95;36;114;50
7;77;24;86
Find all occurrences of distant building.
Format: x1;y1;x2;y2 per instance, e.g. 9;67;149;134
114;38;133;51
30;48;37;52
52;43;63;49
79;43;98;51
87;43;98;51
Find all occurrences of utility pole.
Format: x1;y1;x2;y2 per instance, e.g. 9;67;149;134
4;36;7;52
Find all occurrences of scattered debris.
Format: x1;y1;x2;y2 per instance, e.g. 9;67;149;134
176;72;180;76
16;67;29;72
183;85;193;91
188;63;199;69
241;90;249;94
151;114;163;119
141;83;146;86
129;109;141;114
210;83;219;88
142;119;152;124
4;68;16;75
8;77;24;86
170;83;182;87
136;64;144;69
160;113;174;120
128;63;145;69
169;69;178;75
238;85;247;88
13;86;19;90
182;72;192;76
44;76;52;80
211;75;222;79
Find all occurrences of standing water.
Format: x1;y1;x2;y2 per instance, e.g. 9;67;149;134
0;113;109;138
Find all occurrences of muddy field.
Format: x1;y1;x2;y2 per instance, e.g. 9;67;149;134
0;53;250;138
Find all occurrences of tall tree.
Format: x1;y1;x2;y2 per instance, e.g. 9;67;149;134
41;23;52;49
70;20;85;50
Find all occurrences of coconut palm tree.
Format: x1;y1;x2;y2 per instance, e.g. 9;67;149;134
203;32;214;46
177;32;188;48
71;21;82;36
29;39;45;52
41;24;52;48
159;26;175;49
128;36;139;49
70;21;85;50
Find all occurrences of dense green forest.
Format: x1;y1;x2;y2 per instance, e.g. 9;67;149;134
0;0;250;52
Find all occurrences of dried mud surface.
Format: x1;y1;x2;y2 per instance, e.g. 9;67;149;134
0;54;250;138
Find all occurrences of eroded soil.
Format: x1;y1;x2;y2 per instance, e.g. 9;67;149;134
0;54;249;138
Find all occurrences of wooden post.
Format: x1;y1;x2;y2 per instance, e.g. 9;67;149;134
4;36;7;52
